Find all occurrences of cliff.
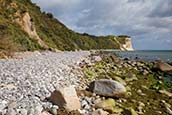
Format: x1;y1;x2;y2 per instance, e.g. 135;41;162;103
114;36;134;51
121;37;134;51
0;0;133;52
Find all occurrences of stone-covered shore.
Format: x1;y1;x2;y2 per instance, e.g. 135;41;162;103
80;51;172;115
0;51;90;115
0;51;172;115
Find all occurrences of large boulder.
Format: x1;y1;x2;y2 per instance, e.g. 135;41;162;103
155;61;172;72
49;86;81;111
89;79;126;98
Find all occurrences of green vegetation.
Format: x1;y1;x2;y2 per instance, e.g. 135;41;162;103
83;53;172;115
0;0;127;52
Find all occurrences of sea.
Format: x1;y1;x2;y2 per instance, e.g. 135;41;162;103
102;50;172;62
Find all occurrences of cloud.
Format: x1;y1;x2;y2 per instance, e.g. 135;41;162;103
149;0;172;18
31;0;172;50
32;0;81;8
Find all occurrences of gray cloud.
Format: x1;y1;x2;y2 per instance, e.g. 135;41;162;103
149;0;172;18
32;0;172;50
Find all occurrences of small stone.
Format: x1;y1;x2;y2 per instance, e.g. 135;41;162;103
34;105;43;115
95;95;100;99
127;92;132;96
81;100;88;108
131;100;137;103
85;97;92;104
84;104;91;110
91;56;102;62
92;109;109;115
125;74;138;82
121;99;127;103
141;85;148;89
92;108;96;111
156;111;162;114
158;76;163;79
116;99;122;103
51;108;57;115
41;111;52;115
126;86;131;91
137;104;144;114
27;108;35;115
111;107;123;114
137;90;146;96
78;109;89;115
137;89;142;93
17;109;27;115
92;93;97;97
123;108;138;115
94;98;102;105
130;108;138;115
161;100;172;114
143;70;149;75
6;108;16;115
0;100;8;111
8;102;17;108
95;98;116;113
138;102;145;107
159;90;172;97
53;105;59;110
112;76;126;86
50;105;59;115
166;107;172;115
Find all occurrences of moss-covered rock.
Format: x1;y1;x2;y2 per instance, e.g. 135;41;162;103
111;76;127;86
122;108;138;115
95;98;119;113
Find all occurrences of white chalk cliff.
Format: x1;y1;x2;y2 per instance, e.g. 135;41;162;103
121;37;134;51
114;37;134;51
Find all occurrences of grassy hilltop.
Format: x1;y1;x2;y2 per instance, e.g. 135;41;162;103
0;0;128;52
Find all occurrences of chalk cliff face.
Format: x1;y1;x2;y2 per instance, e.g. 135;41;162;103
114;37;134;51
15;12;49;49
121;37;134;51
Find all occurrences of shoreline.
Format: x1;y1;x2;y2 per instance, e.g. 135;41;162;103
0;50;172;115
80;51;172;115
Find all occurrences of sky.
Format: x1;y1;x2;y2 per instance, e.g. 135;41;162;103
31;0;172;50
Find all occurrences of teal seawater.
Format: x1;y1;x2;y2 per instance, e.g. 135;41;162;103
103;50;172;62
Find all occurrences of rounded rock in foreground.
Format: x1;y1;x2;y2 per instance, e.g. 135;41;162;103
89;79;126;98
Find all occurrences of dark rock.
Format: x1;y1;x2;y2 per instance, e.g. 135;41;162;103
123;58;129;61
169;62;172;66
